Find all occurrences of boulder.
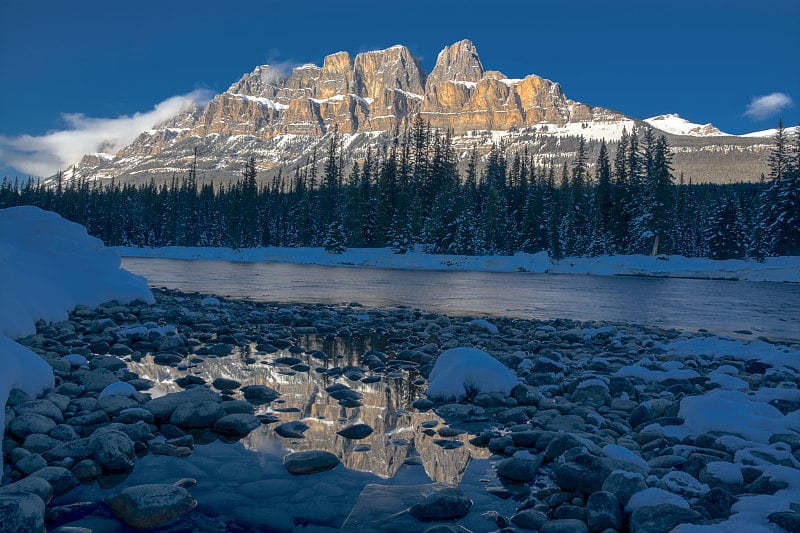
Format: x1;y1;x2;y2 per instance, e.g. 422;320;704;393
106;484;196;529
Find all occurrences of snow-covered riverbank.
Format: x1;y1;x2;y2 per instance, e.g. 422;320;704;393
115;246;800;283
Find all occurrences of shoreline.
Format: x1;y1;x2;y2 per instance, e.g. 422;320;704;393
2;289;799;531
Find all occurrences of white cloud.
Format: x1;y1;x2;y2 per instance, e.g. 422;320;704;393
744;92;794;121
0;89;213;177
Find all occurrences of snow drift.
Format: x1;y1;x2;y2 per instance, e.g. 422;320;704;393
0;206;154;480
426;347;519;401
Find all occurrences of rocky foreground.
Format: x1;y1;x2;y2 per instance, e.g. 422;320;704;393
1;289;799;532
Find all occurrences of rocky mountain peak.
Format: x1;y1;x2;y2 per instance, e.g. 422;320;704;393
426;39;484;88
353;45;425;99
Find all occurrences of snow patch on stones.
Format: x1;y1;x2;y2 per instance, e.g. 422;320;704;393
426;347;519;401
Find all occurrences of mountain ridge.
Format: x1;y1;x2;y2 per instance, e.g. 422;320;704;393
66;40;774;185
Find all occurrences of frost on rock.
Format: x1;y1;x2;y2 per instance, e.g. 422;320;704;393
426;347;519;401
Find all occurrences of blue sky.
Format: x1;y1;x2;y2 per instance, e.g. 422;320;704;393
1;0;798;177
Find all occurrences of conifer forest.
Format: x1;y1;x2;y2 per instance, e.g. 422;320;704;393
2;121;798;260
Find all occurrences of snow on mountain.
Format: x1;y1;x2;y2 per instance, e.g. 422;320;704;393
645;114;729;137
741;125;800;138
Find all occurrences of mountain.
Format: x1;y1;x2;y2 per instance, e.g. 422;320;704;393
65;40;774;185
644;114;729;137
741;125;800;138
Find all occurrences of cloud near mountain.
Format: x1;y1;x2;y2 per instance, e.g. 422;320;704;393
0;89;212;177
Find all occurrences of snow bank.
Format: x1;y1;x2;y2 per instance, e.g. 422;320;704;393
1;206;154;338
426;347;519;401
0;206;154;480
662;336;800;372
116;246;800;283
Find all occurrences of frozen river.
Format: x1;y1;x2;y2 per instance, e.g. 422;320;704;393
122;258;800;342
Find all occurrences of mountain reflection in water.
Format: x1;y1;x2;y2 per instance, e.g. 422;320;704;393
126;334;490;486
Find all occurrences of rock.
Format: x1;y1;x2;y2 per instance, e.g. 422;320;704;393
629;504;704;533
511;509;548;530
81;368;118;392
602;471;648;506
219;399;254;415
556;452;646;494
0;476;53;505
212;413;261;437
29;466;79;496
496;453;543;482
212;377;241;390
105;484;197;529
114;407;155;424
275;420;310;438
169;400;224;428
511;384;542;405
13;400;64;424
409;488;472;521
540;519;589;533
15;453;48;475
50;424;81;442
144;387;221;423
90;430;136;472
283;450;340;475
693;487;737;520
71;459;102;481
241;384;280;403
769;512;800;533
9;413;57;439
337;423;374;440
586;491;622;532
0;491;45;533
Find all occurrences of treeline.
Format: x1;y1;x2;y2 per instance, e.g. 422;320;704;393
1;119;798;259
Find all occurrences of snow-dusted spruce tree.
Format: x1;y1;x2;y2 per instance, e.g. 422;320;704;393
760;120;800;256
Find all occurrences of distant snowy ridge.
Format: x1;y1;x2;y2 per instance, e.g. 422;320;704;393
645;114;729;137
741;125;800;138
115;246;800;283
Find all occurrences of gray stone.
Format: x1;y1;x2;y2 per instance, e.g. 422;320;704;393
409;488;472;521
572;384;611;408
13;400;64;424
693;487;737;520
283;450;340;475
113;407;155;424
9;413;57;439
29;466;79;496
496;454;543;482
511;384;542;406
97;395;140;417
0;476;53;505
212;377;241;390
22;433;63;454
629;504;704;533
71;459;102;481
90;430;136;472
241;384;280;403
49;424;80;442
556;453;647;494
81;368;118;392
511;509;548;530
144;387;220;423
212;413;261;437
337;423;374;440
16;453;47;475
540;519;589;533
169;400;224;428
544;414;587;432
106;484;196;529
586;491;622;532
275;420;310;438
42;437;93;463
0;491;45;533
769;512;800;533
219;400;254;415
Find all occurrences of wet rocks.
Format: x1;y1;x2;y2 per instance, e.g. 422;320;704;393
337;423;374;440
283;450;340;475
628;504;704;532
0;491;46;533
409;488;472;521
105;484;197;529
212;413;261;437
275;420;310;438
